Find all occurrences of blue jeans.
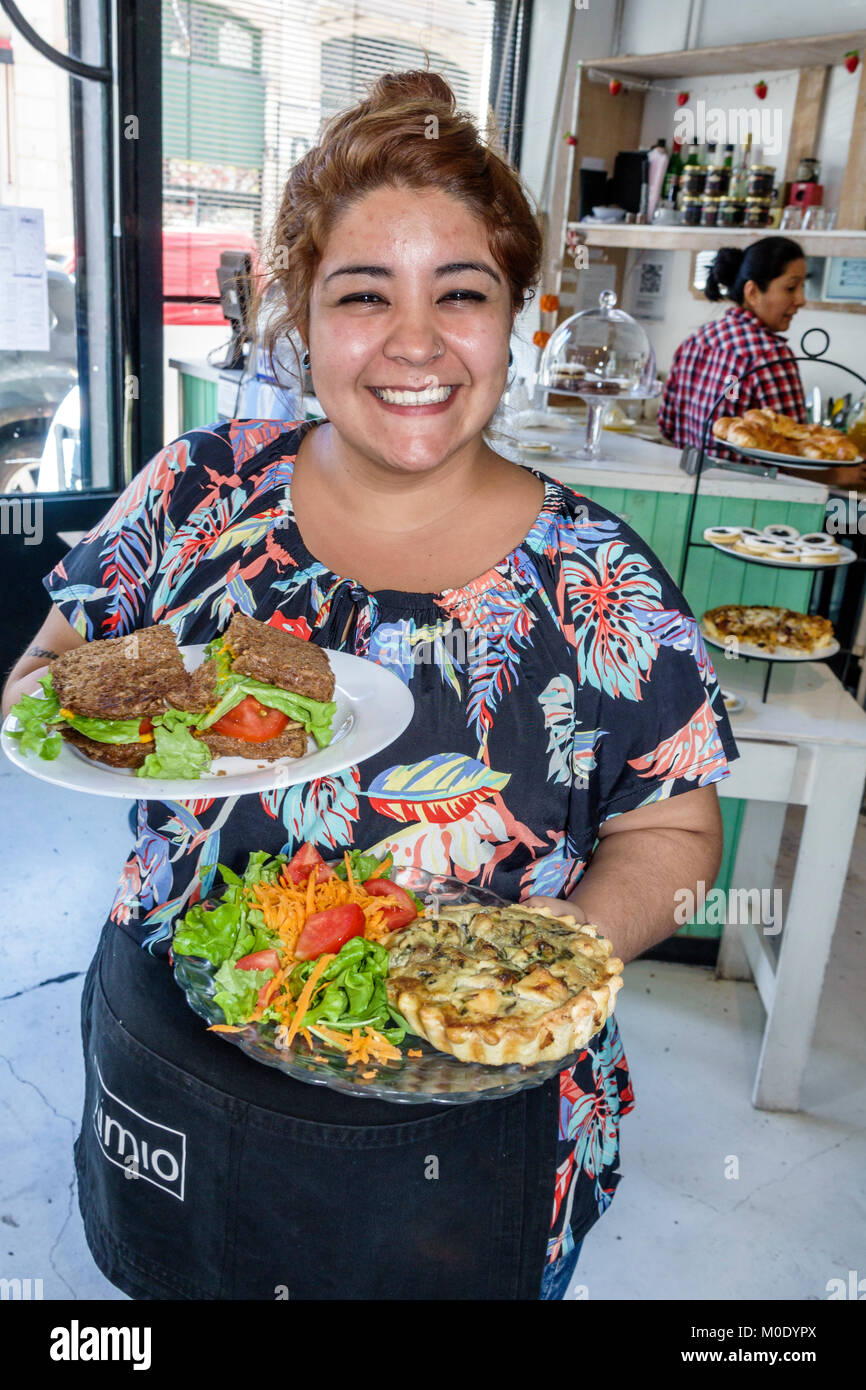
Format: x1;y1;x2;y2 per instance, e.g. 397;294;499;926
538;1239;584;1300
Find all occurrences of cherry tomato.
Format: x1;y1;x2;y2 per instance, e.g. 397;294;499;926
282;843;336;886
362;879;418;932
210;695;289;742
294;903;365;960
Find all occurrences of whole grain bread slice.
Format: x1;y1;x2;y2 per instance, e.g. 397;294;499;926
222;613;334;703
50;626;203;720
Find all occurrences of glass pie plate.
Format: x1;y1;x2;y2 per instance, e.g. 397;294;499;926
172;866;582;1105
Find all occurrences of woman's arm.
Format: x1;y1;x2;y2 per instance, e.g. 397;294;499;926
524;785;723;964
1;607;84;718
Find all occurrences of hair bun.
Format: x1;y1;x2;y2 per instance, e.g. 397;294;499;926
705;246;746;302
367;70;455;111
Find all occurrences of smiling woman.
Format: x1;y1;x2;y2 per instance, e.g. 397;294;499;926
3;67;736;1305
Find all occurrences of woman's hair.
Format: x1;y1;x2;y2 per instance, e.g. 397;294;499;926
705;236;805;304
251;70;542;374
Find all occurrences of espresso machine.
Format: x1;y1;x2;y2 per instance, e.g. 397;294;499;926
787;157;823;211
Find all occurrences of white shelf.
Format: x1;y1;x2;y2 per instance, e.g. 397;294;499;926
573;226;866;256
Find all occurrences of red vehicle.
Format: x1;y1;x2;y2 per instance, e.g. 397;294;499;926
55;226;261;326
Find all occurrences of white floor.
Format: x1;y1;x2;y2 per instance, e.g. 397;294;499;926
1;756;864;1301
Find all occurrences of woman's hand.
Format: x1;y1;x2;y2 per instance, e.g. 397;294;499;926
523;894;592;924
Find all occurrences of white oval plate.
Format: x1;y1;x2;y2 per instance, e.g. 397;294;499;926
721;439;864;469
705;538;857;569
1;645;414;800
701;627;840;663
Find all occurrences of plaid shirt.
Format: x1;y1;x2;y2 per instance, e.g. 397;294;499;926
658;305;806;460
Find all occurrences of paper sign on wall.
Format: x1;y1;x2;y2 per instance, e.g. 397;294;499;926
0;206;50;351
626;253;671;322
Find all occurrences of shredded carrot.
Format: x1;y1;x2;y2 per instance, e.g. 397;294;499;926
209;1024;242;1034
249;869;405;961
283;953;335;1047
308;1022;351;1050
344;1026;402;1066
361;1070;377;1079
407;1049;423;1057
300;1027;313;1049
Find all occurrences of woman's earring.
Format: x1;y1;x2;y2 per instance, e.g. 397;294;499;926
508;348;513;366
301;349;311;369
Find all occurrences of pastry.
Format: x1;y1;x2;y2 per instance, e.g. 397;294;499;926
703;526;741;546
384;904;623;1066
762;524;800;542
734;535;786;557
701;605;834;655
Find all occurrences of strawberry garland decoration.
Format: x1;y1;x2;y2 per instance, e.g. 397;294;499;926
533;294;559;349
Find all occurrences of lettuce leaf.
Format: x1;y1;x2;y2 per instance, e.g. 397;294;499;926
137;710;211;779
6;675;63;759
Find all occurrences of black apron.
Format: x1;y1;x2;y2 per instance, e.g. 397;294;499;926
74;920;560;1300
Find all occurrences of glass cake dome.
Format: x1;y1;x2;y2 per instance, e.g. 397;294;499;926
537;290;659;458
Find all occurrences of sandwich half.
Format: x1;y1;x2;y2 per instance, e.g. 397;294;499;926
191;614;336;761
29;625;210;772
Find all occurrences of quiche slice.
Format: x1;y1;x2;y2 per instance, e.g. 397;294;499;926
383;904;623;1066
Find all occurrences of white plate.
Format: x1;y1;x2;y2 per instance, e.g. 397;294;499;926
705;538;857;570
1;645;415;801
701;626;840;663
720;439;864;469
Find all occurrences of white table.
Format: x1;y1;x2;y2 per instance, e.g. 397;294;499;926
715;659;866;1111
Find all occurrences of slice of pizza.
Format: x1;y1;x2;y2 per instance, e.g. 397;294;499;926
384;904;623;1066
701;605;833;655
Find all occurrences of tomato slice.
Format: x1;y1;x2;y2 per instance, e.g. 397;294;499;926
235;950;281;973
210;695;289;742
363;879;418;932
294;903;365;960
282;843;336;886
139;717;154;735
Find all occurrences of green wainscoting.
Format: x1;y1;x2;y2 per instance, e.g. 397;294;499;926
179;376;218;433
574;479;826;939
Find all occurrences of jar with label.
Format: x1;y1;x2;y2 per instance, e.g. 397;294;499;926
680;195;702;226
745;197;772;228
718;197;745;227
680;165;708;198
705;166;730;197
747;165;775;198
700;196;721;227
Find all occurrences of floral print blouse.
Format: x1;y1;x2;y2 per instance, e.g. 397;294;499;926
43;417;738;1263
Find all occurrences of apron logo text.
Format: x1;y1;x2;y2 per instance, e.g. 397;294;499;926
92;1058;187;1201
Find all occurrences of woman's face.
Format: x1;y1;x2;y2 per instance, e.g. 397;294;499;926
744;257;807;333
306;185;513;473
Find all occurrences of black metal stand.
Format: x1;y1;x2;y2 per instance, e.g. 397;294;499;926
676;328;866;702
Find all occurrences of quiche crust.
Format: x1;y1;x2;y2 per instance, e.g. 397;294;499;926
383;904;623;1066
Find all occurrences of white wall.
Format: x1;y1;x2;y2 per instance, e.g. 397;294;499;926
519;0;616;204
620;0;866;52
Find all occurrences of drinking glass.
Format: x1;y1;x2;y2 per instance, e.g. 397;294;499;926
780;206;802;231
802;206;826;232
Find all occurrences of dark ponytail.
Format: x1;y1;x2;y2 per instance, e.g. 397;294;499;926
705;236;805;304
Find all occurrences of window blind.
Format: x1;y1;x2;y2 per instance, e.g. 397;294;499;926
161;0;529;243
